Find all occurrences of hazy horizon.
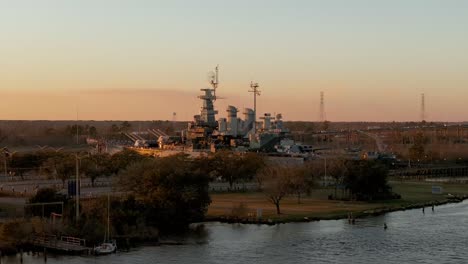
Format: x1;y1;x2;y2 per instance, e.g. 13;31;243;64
2;1;468;122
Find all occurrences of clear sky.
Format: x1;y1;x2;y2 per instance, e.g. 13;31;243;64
1;0;467;121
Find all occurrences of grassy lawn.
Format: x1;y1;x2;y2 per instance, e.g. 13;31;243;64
207;181;468;221
390;181;468;204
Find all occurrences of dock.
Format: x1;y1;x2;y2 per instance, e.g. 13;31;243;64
31;235;91;254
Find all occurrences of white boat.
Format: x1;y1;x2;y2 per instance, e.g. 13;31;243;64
94;193;117;255
94;240;117;255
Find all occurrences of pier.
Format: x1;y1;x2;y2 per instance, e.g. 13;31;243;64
31;235;91;254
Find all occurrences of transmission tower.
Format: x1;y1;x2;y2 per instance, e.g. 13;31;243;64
420;93;426;122
319;91;326;122
249;81;261;132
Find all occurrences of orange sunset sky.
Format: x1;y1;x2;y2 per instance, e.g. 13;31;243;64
1;1;467;122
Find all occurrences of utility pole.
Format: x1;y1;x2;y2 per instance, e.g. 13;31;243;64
76;105;80;145
2;148;8;177
74;152;89;222
324;156;327;186
75;153;80;221
320;91;325;122
420;93;426;122
249;82;261;133
107;192;110;241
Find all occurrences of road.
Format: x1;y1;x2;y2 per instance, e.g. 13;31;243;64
0;177;259;197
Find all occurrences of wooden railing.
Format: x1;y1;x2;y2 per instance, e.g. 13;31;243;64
31;235;89;252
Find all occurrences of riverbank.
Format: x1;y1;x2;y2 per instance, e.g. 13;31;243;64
2;181;468;255
4;198;468;264
206;181;468;224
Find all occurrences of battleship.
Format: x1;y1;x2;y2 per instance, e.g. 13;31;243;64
94;67;396;161
123;66;296;156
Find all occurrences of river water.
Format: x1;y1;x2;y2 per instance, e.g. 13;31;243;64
3;201;468;264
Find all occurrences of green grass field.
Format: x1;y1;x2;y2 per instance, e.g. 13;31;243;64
207;181;468;221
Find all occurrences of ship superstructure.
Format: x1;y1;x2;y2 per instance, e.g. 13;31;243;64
181;66;289;152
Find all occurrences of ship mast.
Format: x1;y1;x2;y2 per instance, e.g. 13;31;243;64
210;65;219;100
197;65;220;128
249;81;261;133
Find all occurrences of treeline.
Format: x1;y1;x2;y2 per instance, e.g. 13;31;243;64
0;120;186;146
1;149;144;186
257;159;397;214
20;149;398;244
18;150;267;243
23;152;214;244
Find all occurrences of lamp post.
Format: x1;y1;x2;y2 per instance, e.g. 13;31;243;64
2;149;7;178
2;147;9;178
75;154;79;221
318;155;328;186
35;145;49;180
74;152;88;222
49;147;64;185
324;156;328;186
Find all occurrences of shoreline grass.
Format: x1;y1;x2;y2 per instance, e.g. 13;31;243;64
206;181;468;223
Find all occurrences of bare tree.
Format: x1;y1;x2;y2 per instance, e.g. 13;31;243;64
327;158;348;199
288;166;315;204
258;166;292;215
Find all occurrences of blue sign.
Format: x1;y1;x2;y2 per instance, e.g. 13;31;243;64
432;186;443;194
67;180;80;197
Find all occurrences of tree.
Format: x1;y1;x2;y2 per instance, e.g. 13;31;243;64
110;124;120;133
110;149;148;174
81;153;112;186
120;121;132;132
287;165;316;204
326;158;348;199
408;131;427;161
239;152;266;181
118;154;211;229
88;126;98;137
211;151;241;189
304;122;315;133
40;151;66;180
55;155;76;188
9;153;43;180
27;188;67;217
321;120;331;131
64;125;85;137
212;151;265;189
258;166;292;214
343;160;393;201
107;124;124;140
43;127;58;136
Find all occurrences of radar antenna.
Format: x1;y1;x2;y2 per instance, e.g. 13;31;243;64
207;65;219;100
